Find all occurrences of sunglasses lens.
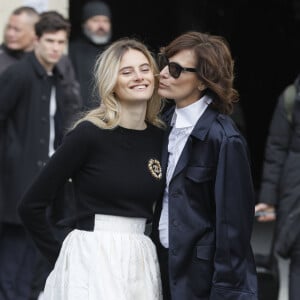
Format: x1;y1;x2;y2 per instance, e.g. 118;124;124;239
158;56;183;79
168;62;181;79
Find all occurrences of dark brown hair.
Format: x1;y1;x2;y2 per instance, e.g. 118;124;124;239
160;31;238;114
35;11;71;38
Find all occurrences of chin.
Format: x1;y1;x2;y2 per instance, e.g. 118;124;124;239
158;91;170;99
7;44;20;50
49;58;61;65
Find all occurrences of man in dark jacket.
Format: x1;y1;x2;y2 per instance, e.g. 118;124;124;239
0;12;80;300
69;1;112;109
256;74;300;300
0;8;82;300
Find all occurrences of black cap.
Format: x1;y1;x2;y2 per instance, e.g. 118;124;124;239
82;1;111;22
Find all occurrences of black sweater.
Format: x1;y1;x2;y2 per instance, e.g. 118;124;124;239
18;121;165;265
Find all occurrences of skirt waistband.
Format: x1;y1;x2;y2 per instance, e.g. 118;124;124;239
76;214;147;233
94;214;146;233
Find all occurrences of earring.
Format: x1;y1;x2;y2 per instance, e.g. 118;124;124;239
198;82;205;91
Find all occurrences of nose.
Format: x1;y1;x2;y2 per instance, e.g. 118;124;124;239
133;70;144;81
53;42;60;52
159;65;169;78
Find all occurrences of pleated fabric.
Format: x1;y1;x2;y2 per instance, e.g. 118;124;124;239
43;214;162;300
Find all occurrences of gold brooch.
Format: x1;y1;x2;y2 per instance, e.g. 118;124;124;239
148;159;162;180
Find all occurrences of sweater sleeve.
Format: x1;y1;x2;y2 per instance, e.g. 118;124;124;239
18;121;92;266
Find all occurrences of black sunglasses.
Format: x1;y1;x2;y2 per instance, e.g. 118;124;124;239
158;55;197;79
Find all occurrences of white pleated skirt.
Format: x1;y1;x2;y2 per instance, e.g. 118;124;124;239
43;214;163;300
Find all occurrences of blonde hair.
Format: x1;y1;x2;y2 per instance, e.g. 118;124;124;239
75;38;165;129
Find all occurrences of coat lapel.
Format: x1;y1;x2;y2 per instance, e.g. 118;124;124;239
161;106;175;174
170;105;219;182
161;126;172;173
171;135;193;179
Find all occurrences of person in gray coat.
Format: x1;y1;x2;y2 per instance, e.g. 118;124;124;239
256;74;300;300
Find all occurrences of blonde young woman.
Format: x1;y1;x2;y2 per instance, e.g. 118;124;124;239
18;38;165;300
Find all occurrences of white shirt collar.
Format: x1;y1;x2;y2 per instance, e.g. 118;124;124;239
171;94;212;128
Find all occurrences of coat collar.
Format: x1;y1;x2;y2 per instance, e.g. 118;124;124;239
27;51;63;80
1;43;25;59
162;100;218;140
171;95;212;128
163;103;219;140
190;104;219;141
162;104;219;181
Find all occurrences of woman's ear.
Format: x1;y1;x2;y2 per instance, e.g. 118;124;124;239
198;81;206;92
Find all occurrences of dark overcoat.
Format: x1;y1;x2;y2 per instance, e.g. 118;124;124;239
258;74;300;258
0;52;81;224
153;105;258;299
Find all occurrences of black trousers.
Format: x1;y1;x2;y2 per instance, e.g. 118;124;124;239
29;253;51;300
157;245;171;300
289;232;300;300
0;224;37;300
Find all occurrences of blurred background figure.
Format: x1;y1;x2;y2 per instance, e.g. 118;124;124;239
255;74;300;300
0;7;81;108
0;6;39;73
0;11;81;300
69;1;112;109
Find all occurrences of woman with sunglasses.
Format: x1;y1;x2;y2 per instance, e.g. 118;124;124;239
152;31;258;299
18;38;165;300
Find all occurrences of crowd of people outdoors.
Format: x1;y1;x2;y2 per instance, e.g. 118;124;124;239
0;1;298;300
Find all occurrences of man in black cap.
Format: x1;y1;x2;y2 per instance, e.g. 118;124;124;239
69;1;112;109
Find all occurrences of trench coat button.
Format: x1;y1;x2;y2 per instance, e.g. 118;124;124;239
37;160;43;167
171;249;177;256
172;191;179;198
39;138;46;144
41;95;47;102
172;220;179;227
41;117;47;123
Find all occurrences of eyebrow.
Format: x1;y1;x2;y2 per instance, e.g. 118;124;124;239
119;63;150;72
